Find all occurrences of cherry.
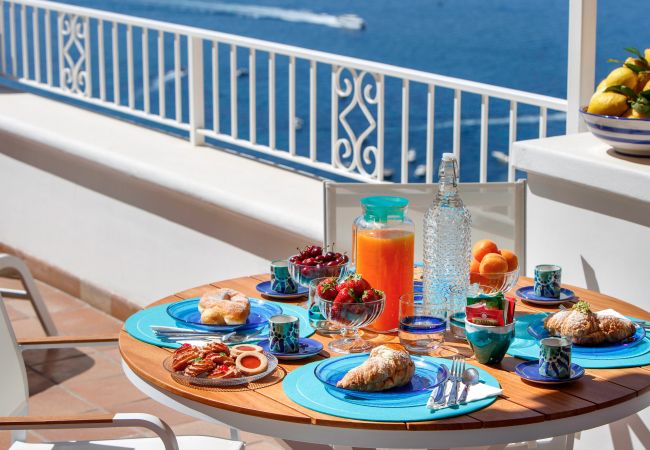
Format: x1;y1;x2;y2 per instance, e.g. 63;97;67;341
314;255;325;263
341;254;349;263
289;255;300;263
310;246;323;257
301;267;312;277
324;252;336;261
302;258;316;266
315;263;324;269
326;260;339;267
334;252;342;258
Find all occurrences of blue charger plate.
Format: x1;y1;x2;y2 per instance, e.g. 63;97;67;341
527;317;646;355
258;337;323;360
314;353;449;400
255;281;308;299
166;298;282;331
516;286;575;305
515;360;584;384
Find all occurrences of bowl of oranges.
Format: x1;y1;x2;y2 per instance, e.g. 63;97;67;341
469;239;519;296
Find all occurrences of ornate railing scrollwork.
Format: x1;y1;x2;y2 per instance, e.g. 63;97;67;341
59;13;88;94
332;66;384;179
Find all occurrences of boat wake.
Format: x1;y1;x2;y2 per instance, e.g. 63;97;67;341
115;0;365;30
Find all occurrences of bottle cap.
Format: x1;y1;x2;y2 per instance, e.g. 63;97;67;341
360;196;409;222
442;153;456;162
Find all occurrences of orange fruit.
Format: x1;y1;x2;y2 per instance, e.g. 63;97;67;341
472;240;499;262
499;249;518;272
479;253;508;274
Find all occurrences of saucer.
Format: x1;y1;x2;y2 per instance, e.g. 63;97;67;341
256;281;308;299
515;360;584;385
516;286;575;306
258;337;323;360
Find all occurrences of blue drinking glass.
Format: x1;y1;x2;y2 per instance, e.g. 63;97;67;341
399;293;445;353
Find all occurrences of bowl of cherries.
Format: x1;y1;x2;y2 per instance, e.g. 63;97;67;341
288;245;350;287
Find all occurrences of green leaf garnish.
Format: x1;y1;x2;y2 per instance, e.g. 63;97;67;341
192;357;203;363
605;85;638;100
572;300;591;314
608;58;622;64
625;47;646;64
625;62;646;74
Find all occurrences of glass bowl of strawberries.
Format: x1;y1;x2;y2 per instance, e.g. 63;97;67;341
315;274;385;354
288;244;350;287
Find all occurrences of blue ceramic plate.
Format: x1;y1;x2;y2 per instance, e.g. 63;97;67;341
166;298;282;331
314;354;449;400
258;337;323;360
516;286;575;306
527;317;646;354
515;360;584;384
255;281;308;299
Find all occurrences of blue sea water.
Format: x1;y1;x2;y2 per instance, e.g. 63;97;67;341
53;0;645;181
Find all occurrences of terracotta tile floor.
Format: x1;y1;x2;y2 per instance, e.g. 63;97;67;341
0;277;330;450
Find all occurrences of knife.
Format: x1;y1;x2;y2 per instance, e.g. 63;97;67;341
427;363;449;410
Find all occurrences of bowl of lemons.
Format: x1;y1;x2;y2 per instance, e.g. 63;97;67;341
580;47;650;156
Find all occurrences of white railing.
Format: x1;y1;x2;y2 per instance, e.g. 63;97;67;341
0;0;568;183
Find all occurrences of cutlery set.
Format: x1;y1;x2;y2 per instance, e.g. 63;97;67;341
428;355;476;409
150;326;264;343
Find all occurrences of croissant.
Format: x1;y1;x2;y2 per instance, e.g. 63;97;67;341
198;288;250;325
336;344;415;392
544;306;635;346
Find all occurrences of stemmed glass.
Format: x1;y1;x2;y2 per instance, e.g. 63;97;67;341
288;260;349;334
317;293;385;354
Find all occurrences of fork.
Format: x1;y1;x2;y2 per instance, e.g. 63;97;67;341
446;355;465;406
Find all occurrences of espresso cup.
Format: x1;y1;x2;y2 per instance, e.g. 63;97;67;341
539;337;572;378
270;259;297;294
534;264;562;299
269;314;300;353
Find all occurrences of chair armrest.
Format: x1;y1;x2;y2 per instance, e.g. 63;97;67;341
0;413;179;450
17;335;118;349
0;288;29;299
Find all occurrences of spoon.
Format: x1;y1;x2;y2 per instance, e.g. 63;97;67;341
459;368;480;404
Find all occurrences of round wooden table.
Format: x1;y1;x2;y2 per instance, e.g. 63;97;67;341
119;275;650;449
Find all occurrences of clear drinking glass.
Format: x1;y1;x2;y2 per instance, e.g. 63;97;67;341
399;293;445;353
308;277;341;335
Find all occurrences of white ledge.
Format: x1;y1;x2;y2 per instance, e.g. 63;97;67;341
0;86;323;241
512;132;650;203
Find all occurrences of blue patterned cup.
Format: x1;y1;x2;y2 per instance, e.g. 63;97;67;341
539;337;572;378
269;314;300;353
534;264;562;299
464;320;515;365
270;259;297;294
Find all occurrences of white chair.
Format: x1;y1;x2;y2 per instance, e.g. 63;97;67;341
0;254;58;336
0;258;244;449
0;294;244;450
323;180;527;274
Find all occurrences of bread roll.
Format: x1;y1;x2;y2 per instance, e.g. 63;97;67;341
336;344;415;392
199;288;250;325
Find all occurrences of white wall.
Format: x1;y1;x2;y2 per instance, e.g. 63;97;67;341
526;173;650;312
0;148;317;307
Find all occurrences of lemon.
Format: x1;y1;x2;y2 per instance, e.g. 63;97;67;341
587;91;629;116
596;66;638;93
623;108;648;119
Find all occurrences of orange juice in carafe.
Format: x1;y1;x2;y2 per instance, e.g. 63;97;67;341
353;197;415;333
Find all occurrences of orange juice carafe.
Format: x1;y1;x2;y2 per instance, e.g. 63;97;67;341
353;196;415;333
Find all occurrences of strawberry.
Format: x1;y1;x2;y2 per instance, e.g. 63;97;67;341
334;287;358;304
316;278;338;300
336;274;370;296
361;288;383;303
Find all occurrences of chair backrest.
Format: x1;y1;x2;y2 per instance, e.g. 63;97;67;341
323;181;526;274
0;294;30;416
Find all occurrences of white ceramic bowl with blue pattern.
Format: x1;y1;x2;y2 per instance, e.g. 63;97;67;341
580;107;650;156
